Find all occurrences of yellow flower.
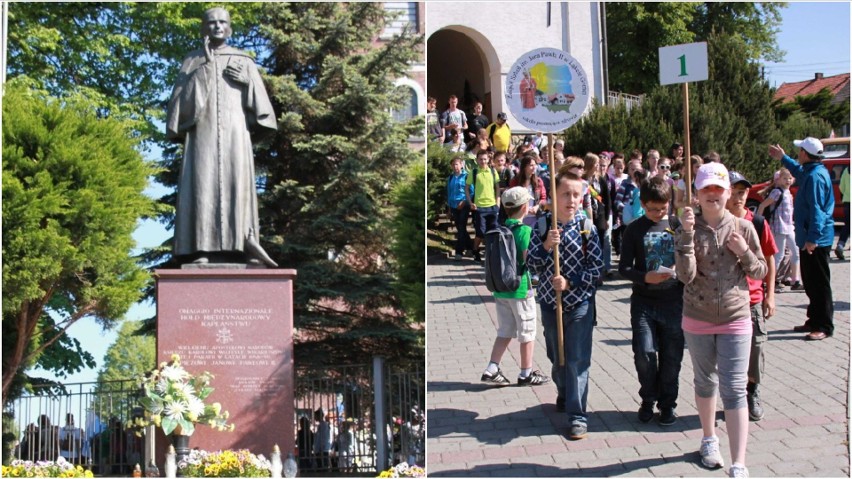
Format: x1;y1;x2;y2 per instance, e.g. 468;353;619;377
171;353;180;363
229;423;235;432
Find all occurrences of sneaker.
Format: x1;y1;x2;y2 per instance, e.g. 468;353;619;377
699;436;725;469
637;402;655;423
454;253;463;261
774;284;784;293
836;246;846;261
517;370;551;386
473;251;482;262
480;369;511;386
729;464;749;478
790;281;804;291
747;384;764;421
568;423;587;440
658;407;677;426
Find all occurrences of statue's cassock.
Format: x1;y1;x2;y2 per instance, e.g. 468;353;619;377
166;46;277;259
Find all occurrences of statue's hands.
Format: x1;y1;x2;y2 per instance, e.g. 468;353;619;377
224;60;249;85
204;36;213;63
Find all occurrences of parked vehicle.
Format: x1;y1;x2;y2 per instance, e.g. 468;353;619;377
746;137;849;222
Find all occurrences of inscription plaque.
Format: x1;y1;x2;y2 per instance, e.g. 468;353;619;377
155;269;296;464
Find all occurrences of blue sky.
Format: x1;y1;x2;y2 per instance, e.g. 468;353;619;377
762;2;851;88
33;1;852;386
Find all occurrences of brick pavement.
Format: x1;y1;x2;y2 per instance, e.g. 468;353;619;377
427;247;850;477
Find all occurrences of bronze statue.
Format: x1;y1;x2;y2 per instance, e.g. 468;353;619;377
167;7;278;267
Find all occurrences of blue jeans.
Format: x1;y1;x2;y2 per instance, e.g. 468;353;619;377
602;216;613;273
540;298;595;425
449;205;471;255
630;296;685;410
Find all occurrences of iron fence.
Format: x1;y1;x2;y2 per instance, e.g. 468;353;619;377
6;358;424;477
5;380;142;475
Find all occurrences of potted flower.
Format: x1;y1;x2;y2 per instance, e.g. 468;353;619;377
135;354;234;463
178;449;272;477
2;457;94;478
377;462;426;478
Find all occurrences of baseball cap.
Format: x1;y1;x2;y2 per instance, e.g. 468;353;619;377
496;112;508;121
501;186;533;208
728;171;752;188
793;137;824;157
694;162;730;190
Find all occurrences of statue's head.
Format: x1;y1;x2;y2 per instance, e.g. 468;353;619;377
201;7;232;40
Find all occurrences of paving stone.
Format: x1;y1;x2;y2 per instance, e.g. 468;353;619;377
426;247;850;477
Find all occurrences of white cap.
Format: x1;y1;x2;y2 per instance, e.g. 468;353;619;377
694;162;730;190
793;137;824;157
501;186;533;208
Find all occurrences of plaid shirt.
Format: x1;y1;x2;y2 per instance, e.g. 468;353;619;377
528;215;603;310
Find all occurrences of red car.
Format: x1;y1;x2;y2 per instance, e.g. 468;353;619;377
746;138;849;222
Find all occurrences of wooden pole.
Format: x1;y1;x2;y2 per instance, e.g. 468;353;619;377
683;82;693;205
547;133;565;367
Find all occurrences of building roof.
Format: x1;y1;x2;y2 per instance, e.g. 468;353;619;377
774;73;850;103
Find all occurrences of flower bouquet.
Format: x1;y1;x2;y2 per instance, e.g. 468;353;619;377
178;449;272;477
377;462;426;478
135;354;233;436
2;457;94;478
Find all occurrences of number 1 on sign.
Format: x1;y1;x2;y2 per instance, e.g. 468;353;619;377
677;54;688;77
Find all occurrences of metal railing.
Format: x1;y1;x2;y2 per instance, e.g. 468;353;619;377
6;359;425;477
608;91;645;110
5;380;142;475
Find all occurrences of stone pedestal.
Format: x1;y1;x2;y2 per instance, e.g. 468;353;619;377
154;268;297;464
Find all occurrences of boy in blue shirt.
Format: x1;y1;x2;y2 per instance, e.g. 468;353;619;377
446;156;471;261
481;187;551;387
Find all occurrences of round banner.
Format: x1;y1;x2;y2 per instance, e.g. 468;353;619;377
504;48;591;133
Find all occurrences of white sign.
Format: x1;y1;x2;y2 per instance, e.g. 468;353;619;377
659;42;708;85
504;48;591;133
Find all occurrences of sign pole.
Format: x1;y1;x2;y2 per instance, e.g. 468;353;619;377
547;134;565;367
683;82;692;205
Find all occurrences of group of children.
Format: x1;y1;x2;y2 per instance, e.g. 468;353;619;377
447;140;819;478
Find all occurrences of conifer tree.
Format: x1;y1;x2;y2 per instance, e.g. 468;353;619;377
2;79;154;400
254;3;424;368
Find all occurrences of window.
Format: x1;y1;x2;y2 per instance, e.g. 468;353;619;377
382;2;417;38
391;86;418;123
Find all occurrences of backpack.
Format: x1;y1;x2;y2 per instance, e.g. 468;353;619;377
764;187;784;227
488;124;497;143
484;223;526;293
535;212;595;255
751;212;767;243
621;186;644;225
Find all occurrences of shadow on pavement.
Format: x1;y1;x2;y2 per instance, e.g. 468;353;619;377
429;453;698;477
429;295;484;305
427;406;551;444
427;381;494;393
582;409;703;434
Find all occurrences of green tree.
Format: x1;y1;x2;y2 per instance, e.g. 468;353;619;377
91;320;156;421
2;79;154;401
391;161;426;326
6;2;266;143
606;2;785;95
565;32;781;182
426;141;460;224
773;88;850;133
253;3;425;368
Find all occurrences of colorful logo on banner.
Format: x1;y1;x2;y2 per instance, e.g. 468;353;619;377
504;48;590;133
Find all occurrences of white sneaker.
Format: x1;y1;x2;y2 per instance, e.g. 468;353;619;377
729;464;749;478
700;436;724;469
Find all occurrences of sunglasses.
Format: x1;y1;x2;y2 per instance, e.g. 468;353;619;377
659;165;671;170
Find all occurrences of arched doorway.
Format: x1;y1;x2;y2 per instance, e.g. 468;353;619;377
427;27;501;122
